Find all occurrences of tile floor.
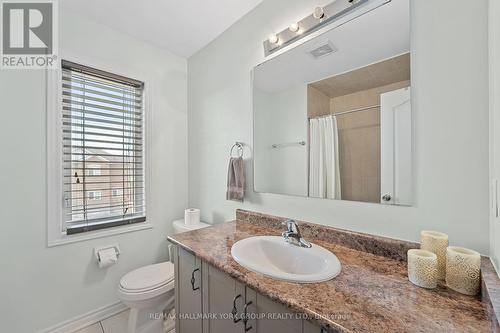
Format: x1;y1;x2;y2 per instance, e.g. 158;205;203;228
75;309;175;333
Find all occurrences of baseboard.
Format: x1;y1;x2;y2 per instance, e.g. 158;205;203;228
37;301;128;333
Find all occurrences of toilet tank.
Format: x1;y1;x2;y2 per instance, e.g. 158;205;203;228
169;220;211;263
172;219;210;234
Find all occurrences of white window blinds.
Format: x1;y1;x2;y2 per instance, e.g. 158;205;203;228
61;60;146;234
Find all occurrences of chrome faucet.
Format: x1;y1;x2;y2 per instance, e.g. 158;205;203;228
281;219;312;248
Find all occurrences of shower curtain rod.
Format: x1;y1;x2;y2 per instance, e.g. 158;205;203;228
311;104;380;119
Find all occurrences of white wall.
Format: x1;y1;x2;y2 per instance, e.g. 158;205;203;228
0;9;187;333
188;0;490;253
254;84;308;196
490;0;500;270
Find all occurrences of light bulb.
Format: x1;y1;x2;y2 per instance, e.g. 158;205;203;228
268;34;279;44
313;7;325;19
289;23;300;33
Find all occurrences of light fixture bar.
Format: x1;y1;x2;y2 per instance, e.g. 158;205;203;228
263;0;391;57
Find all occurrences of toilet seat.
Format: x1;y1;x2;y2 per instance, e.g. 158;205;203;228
120;262;174;292
119;262;175;301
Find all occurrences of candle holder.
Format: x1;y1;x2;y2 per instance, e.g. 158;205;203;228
408;249;438;289
446;246;481;296
421;230;449;280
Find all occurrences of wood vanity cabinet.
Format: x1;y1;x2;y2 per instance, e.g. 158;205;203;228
174;246;324;333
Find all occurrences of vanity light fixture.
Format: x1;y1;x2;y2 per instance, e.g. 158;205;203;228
262;0;391;57
313;7;325;20
268;34;279;44
289;23;300;33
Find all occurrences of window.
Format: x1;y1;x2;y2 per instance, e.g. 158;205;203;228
61;60;146;235
112;188;123;198
87;165;101;176
87;191;102;200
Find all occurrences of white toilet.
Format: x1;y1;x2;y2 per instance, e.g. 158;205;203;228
118;219;210;333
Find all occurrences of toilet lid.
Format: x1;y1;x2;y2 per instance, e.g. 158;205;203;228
120;262;174;292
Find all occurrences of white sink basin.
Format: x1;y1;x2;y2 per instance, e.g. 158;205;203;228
231;236;341;283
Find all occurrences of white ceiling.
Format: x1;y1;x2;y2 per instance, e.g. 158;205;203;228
61;0;263;58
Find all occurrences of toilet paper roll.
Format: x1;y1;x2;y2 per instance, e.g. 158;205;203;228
184;208;200;226
98;248;118;268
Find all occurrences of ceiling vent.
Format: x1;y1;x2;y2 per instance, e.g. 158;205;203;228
307;40;337;59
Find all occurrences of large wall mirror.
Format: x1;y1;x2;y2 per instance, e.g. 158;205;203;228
253;0;411;205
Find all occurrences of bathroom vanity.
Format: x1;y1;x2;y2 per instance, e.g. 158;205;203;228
168;210;499;333
174;246;320;333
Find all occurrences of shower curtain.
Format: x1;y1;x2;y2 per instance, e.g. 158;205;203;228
308;115;341;199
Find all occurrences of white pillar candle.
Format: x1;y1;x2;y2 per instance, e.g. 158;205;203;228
446;246;481;296
421;230;449;280
407;249;438;289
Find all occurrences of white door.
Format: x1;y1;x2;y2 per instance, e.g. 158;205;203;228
380;87;412;205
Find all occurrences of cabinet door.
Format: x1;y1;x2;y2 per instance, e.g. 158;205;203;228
175;247;203;333
304;320;324;333
205;265;245;333
243;287;257;333
255;292;302;333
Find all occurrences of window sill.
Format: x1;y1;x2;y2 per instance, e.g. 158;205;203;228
47;221;152;247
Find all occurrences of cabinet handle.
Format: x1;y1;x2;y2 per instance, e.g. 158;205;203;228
190;268;200;291
231;294;242;323
243;301;253;332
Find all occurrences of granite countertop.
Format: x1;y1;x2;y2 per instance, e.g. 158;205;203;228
168;214;496;333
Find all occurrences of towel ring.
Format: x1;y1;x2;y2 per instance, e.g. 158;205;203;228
230;142;244;158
